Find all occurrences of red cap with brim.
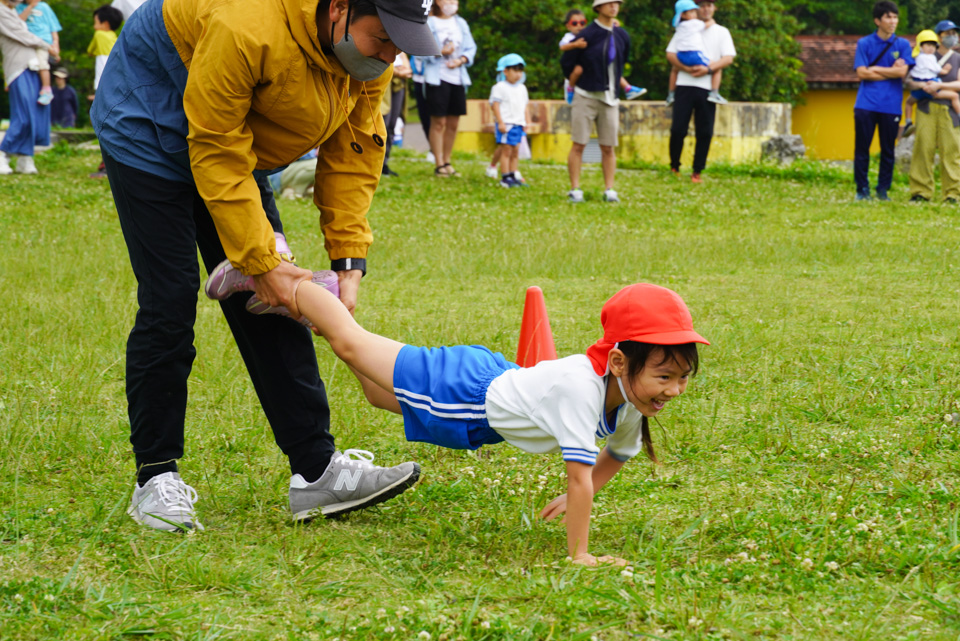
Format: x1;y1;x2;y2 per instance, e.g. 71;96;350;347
376;0;441;57
585;283;710;375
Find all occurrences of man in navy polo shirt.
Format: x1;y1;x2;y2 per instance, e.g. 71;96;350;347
853;1;913;201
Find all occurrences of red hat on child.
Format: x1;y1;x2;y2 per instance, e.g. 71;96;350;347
585;283;710;375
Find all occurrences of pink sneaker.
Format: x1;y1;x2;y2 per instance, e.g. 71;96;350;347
245;270;340;326
204;233;293;300
204;259;254;300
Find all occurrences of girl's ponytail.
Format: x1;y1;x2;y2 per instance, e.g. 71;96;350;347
641;416;658;464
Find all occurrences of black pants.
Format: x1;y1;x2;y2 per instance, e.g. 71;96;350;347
854;108;899;196
412;81;431;140
103;153;335;484
384;86;406;164
669;86;716;174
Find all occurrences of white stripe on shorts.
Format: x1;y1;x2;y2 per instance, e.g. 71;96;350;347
397;396;488;420
394;387;487;411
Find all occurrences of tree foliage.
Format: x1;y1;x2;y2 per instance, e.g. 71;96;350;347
1;0;811;125
786;0;960;35
462;0;805;104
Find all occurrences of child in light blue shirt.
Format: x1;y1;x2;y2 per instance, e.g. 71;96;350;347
15;0;61;104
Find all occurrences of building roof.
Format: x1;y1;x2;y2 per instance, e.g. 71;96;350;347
796;35;863;85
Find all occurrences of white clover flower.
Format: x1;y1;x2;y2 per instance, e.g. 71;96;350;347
621;569;634;578
44;594;55;602
825;561;839;572
384;626;395;633
800;558;814;571
688;616;704;628
13;594;23;602
418;632;431;640
480;621;491;629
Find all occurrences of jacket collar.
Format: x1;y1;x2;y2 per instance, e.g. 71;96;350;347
280;0;349;77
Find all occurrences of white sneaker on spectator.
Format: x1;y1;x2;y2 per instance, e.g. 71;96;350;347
485;165;498;179
707;91;728;105
603;188;620;203
426;151;436;164
0;152;11;175
568;188;584;203
514;169;524;183
14;156;37;174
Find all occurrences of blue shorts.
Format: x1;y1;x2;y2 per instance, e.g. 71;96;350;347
393;345;519;450
495;124;526;146
910;78;940;102
677;50;711;68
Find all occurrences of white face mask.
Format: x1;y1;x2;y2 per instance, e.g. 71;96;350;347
616;375;629;404
943;35;959;49
441;1;458;16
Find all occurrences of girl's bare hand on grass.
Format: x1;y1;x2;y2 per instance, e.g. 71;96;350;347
540;493;568;523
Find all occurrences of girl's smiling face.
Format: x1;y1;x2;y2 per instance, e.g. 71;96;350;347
608;347;691;417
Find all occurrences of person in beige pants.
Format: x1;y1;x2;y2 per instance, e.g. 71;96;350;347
908;20;960;203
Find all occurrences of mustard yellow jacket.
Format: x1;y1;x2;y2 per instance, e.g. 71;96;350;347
94;0;390;274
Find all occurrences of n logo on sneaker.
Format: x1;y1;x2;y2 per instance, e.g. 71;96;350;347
334;469;363;491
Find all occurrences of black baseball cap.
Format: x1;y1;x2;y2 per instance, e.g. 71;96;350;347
375;0;441;56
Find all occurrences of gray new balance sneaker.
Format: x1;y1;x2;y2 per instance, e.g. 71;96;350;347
289;449;420;521
128;471;204;532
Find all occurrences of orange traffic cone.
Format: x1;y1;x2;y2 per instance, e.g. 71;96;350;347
516;286;557;367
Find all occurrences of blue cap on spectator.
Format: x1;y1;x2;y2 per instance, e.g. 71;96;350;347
673;0;699;27
935;20;958;34
497;53;526;71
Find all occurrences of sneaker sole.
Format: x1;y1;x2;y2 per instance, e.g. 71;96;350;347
292;463;421;522
127;506;204;533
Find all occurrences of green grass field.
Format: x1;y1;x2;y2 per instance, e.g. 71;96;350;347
2;146;960;640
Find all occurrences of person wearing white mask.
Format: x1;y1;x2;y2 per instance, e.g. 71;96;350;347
88;0;441;533
907;19;960;203
422;0;476;177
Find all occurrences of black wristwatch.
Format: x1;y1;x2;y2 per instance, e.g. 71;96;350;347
331;257;367;276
